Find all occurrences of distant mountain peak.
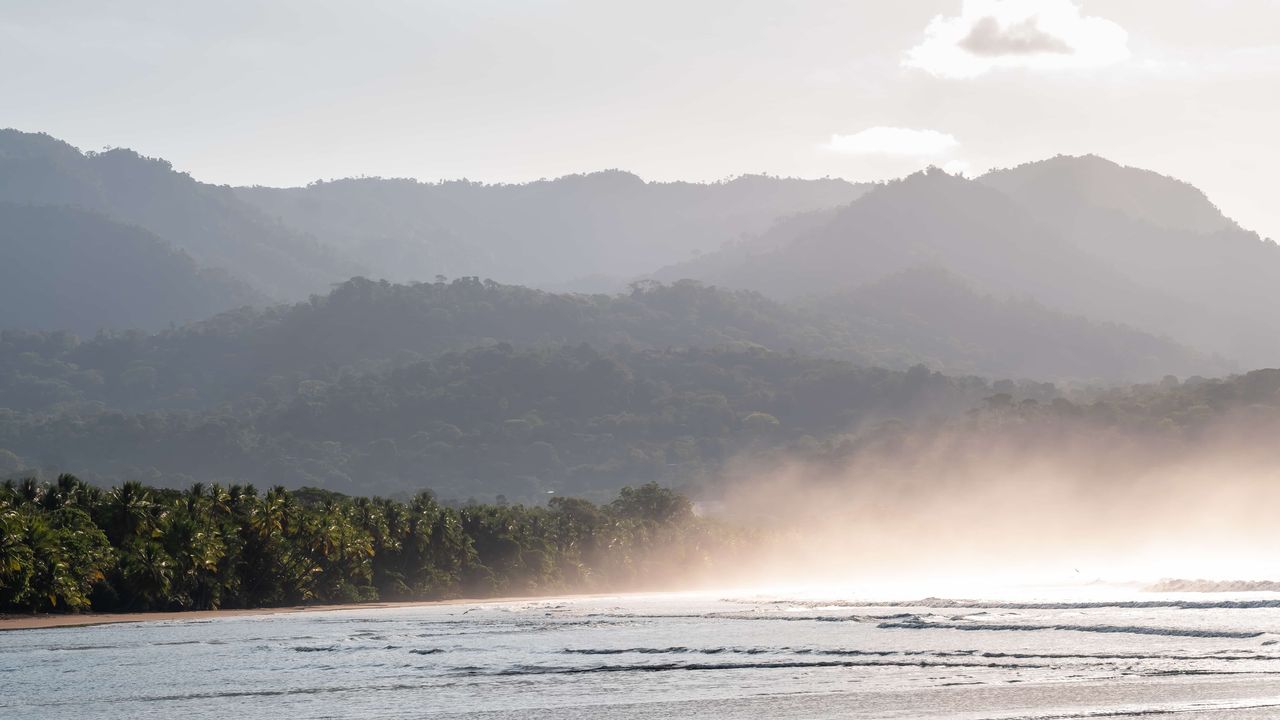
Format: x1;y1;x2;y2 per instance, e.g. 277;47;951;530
0;128;84;162
979;154;1236;234
546;169;646;188
871;165;997;202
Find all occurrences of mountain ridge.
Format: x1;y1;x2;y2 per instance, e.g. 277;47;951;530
0;129;356;300
0;203;264;334
657;164;1280;367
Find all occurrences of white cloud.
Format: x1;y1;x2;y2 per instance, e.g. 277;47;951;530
824;127;959;156
904;0;1130;79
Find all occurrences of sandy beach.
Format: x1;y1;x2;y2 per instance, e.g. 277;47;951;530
0;594;574;632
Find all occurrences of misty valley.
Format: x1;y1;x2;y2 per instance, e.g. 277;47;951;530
7;3;1280;713
6;127;1280;718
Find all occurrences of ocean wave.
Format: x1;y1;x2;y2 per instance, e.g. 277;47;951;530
559;646;1280;663
877;619;1264;639
1148;579;1280;593
735;597;1280;611
971;650;1278;661
979;700;1280;719
562;646;896;657
132;682;428;703
610;612;912;623
465;658;1049;677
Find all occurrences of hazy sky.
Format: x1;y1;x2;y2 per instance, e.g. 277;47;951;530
4;0;1279;238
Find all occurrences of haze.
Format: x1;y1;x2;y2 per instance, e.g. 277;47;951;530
4;0;1280;243
11;4;1280;716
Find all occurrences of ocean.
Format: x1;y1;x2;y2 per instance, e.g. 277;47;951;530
5;586;1280;719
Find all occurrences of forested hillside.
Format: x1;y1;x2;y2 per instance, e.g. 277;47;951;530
0;204;263;334
655;168;1130;302
2;344;1274;532
0;278;864;415
979;154;1237;235
4;315;1265;507
980;155;1280;366
8;129;1277;371
0;130;1273;512
804;266;1222;380
2;129;876;304
0;343;1000;502
0;275;1218;424
0;130;357;299
660;164;1280;369
237;171;870;290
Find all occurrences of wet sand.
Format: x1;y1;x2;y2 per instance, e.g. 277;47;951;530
0;594;593;631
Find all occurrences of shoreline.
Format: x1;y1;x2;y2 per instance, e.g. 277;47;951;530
0;593;613;632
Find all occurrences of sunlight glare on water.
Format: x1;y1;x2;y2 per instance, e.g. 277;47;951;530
6;583;1280;719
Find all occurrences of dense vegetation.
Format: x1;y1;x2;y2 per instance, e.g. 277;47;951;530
0;277;872;414
4;334;1269;506
0;342;1001;502
6;129;1280;618
1;129;868;306
681;369;1280;525
0;274;1216;427
661;168;1156;316
237;171;868;290
1;270;1267;502
980;155;1280;367
0;129;351;301
665;161;1280;369
5;371;1277;616
0;203;262;334
0;476;743;614
802;266;1220;380
6;128;1273;372
1019;367;1280;438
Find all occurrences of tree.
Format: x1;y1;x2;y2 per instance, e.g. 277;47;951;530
609;483;693;525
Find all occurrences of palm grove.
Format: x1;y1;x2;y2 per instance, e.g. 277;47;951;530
1;476;745;613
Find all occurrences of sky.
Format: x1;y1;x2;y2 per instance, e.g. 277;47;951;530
3;0;1279;238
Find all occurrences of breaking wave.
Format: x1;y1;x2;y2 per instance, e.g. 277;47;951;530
561;646;1280;662
1147;579;1280;593
877;618;1264;639
732;597;1280;610
465;658;1050;677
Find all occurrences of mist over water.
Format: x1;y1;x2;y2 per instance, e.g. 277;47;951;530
709;407;1280;592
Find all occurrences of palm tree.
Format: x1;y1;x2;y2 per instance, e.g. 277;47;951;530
106;481;156;546
120;540;174;610
0;499;35;610
161;487;227;610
